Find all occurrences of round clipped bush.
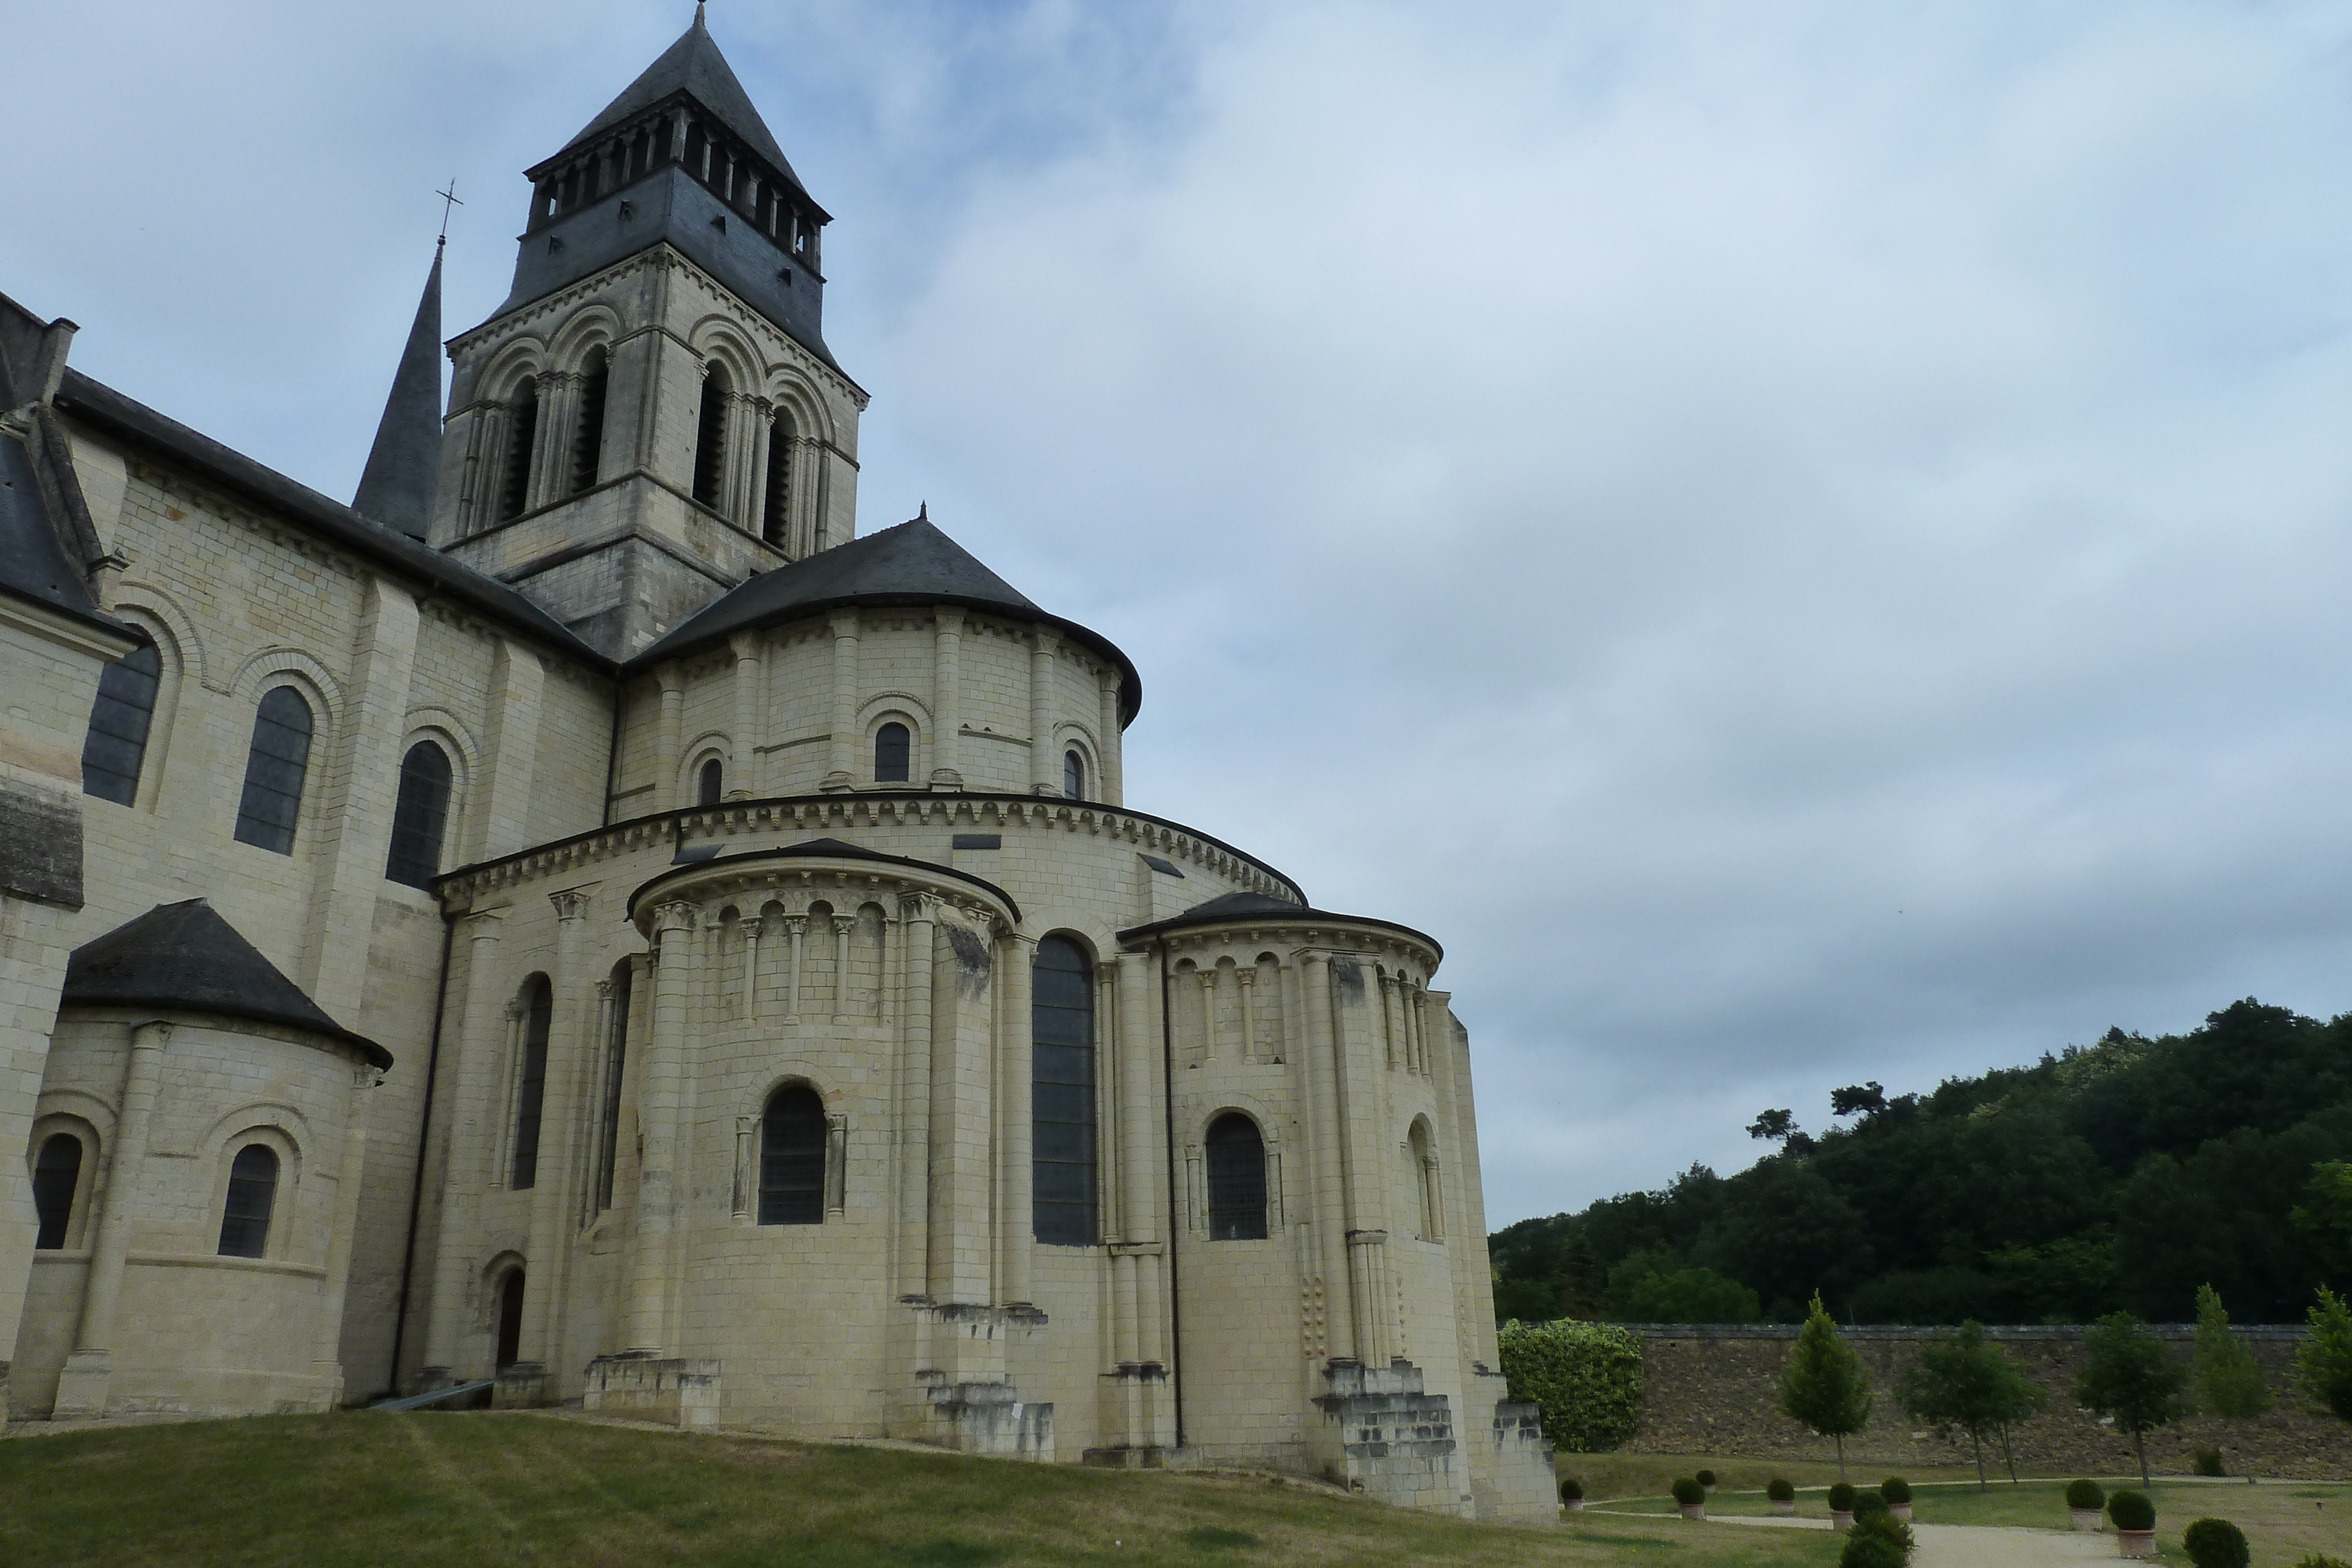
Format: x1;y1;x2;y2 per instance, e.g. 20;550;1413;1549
1880;1477;1912;1505
2183;1518;2250;1568
1852;1492;1890;1524
1696;1468;1717;1490
1559;1477;1583;1503
1672;1477;1706;1506
2108;1490;2156;1533
2194;1447;2226;1477
1768;1477;1797;1502
1840;1520;1912;1568
2066;1479;2106;1512
1828;1482;1858;1512
2294;1556;2351;1568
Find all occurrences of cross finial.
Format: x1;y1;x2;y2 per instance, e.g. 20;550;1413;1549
435;179;465;245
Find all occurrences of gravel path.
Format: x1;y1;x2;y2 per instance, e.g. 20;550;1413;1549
1588;1510;2117;1567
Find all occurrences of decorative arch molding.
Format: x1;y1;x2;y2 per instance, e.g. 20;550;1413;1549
111;581;211;692
28;1110;105;1251
227;647;343;732
735;1071;847;1221
1184;1097;1285;1238
856;691;933;732
678;731;732;807
547;304;625;370
687;316;763;390
759;372;836;446
205;1118;305;1263
196;1101;315;1168
33;1089;117;1149
479;338;551;404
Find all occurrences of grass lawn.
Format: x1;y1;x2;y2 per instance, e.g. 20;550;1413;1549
0;1412;1845;1568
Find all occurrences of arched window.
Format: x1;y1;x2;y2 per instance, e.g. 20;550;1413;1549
1032;935;1097;1246
497;379;539;522
496;1268;526;1369
759;1084;827;1225
217;1143;279;1257
594;960;631;1212
233;686;313;854
82;636;161;807
32;1132;84;1249
570;348;608;493
1409;1119;1443;1240
691;363;729;510
761;409;793;546
1063;748;1085;802
385;740;453;888
1206;1113;1268;1241
697;757;723;807
874;723;910;784
510;977;552;1189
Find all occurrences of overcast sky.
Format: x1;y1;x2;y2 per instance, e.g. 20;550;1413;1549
10;1;2352;1228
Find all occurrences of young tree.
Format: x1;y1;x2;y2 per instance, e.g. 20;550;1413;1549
2077;1311;2192;1486
1987;1354;2049;1486
2193;1283;2269;1482
1778;1291;1873;1480
2297;1286;2352;1425
1898;1320;2046;1490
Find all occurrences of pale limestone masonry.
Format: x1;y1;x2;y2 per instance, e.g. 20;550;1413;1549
0;14;1555;1526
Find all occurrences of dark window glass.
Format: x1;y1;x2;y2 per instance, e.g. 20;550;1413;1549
510;978;552;1189
875;723;911;783
232;686;312;854
698;758;723;807
496;1269;526;1368
571;350;608;493
1064;748;1084;801
595;964;631;1212
1207;1113;1269;1241
761;412;792;545
32;1133;83;1249
1032;935;1096;1246
759;1085;827;1225
692;367;727;509
82;638;160;806
217;1143;279;1257
385;741;452;888
499;382;537;522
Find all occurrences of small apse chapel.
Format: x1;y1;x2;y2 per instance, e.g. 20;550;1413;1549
0;11;1553;1521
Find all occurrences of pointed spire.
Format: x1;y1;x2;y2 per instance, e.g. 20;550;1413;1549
560;7;803;189
352;241;444;540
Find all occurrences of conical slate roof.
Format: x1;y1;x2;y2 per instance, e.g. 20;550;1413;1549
560;6;804;193
62;900;392;1068
1118;888;1441;959
629;513;1142;723
351;241;443;540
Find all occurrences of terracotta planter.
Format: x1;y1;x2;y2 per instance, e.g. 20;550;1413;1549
1678;1503;1705;1521
1830;1510;1855;1531
1770;1500;1796;1516
2116;1529;2157;1559
2070;1509;2102;1532
1562;1499;1583;1512
1702;1483;1716;1495
1890;1503;1912;1522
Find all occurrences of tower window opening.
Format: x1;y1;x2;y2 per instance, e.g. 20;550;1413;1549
571;348;608;493
1063;748;1085;802
761;412;792;546
691;365;728;510
758;1085;827;1225
874;723;910;783
510;977;552;1189
1206;1113;1268;1241
1032;935;1097;1247
698;757;724;807
498;380;538;522
216;1143;279;1258
32;1132;83;1250
233;686;313;854
385;740;453;888
82;635;160;806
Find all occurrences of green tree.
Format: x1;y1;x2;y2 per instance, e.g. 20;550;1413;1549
2297;1286;2352;1425
1616;1265;1761;1325
1897;1320;2044;1490
2076;1312;2191;1486
1496;1319;1646;1452
2192;1284;2269;1482
1778;1292;1873;1479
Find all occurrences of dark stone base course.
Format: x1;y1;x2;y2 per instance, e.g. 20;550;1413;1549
1621;1323;2352;1479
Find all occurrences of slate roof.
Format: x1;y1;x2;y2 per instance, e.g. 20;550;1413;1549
62;900;392;1068
627;836;1021;922
629;514;1143;724
1118;889;1441;960
557;7;807;197
0;422;113;632
350;242;444;540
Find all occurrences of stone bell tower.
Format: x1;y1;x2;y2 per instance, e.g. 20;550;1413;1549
426;6;866;658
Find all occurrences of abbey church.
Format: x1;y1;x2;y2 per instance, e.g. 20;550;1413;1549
0;12;1552;1522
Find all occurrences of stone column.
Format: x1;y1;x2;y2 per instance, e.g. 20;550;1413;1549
1029;629;1059;795
1114;953;1157;1251
831;914;856;1025
656;663;685;810
1097;669;1122;807
1198;965;1221;1066
893;894;938;1298
53;1019;169;1416
728;631;761;800
1330;956;1391;1362
737;914;762;1018
474;641;544;860
931;609;964;787
782;912;806;1022
824;610;859;790
312;1058;379;1401
525;370;566;510
422;912;505;1382
1236;966;1258;1064
997;932;1035;1306
1298;952;1354;1362
516;888;594;1391
626;900;697;1353
926;912;994;1307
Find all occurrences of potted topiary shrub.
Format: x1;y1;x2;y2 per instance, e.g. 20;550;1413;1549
1852;1492;1890;1529
1828;1482;1857;1530
1881;1476;1913;1522
1559;1477;1584;1512
2183;1517;2250;1568
2067;1479;2106;1532
2108;1489;2157;1559
1841;1511;1915;1568
1672;1477;1706;1520
1768;1477;1798;1516
1696;1468;1718;1495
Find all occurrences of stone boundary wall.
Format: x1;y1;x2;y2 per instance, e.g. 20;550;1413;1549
1620;1325;2352;1480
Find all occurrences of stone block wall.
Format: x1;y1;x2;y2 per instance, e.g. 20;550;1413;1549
1621;1325;2352;1479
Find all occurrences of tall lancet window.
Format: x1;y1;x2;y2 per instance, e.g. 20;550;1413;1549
692;363;730;511
758;1085;827;1225
385;740;452;888
1032;935;1097;1246
498;379;539;522
571;348;609;494
1064;748;1085;803
82;636;161;806
233;686;312;854
510;977;552;1189
761;410;793;546
1207;1112;1268;1241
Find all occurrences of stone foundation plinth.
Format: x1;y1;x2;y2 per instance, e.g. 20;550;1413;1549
914;1369;1054;1460
1308;1359;1475;1518
493;1362;547;1409
582;1354;721;1429
1469;1372;1559;1525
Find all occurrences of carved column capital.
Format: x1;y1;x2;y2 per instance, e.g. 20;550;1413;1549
549;888;594;923
651;899;699;934
830;915;857;938
460;908;506;943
